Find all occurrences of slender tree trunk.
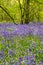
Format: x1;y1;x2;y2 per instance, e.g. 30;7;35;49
18;0;23;24
25;0;30;24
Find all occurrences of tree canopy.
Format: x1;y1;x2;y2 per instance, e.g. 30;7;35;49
0;0;43;24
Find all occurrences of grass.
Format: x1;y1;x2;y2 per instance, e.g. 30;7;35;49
0;35;43;65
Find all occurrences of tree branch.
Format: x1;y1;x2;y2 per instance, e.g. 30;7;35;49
0;5;17;24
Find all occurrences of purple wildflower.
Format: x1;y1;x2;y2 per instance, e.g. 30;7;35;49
3;30;10;38
18;57;22;61
24;56;30;60
0;22;43;36
15;62;18;65
1;51;4;56
31;60;36;65
0;51;4;60
8;50;13;56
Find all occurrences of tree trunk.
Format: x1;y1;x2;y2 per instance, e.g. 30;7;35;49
25;0;30;24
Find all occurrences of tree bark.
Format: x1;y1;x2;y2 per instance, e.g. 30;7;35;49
25;0;30;24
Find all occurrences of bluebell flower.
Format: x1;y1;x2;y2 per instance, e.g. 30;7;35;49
0;22;43;37
15;62;18;65
8;50;13;56
25;61;31;65
1;51;4;56
0;51;4;60
18;57;22;61
3;30;10;38
31;60;36;65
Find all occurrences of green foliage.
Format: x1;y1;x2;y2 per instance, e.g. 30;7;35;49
0;35;43;63
0;0;43;23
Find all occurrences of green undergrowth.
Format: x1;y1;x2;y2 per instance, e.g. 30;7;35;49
0;35;43;63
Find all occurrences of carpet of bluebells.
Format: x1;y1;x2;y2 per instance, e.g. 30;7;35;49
0;22;43;65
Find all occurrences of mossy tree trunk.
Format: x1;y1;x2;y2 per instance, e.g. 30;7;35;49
24;0;30;24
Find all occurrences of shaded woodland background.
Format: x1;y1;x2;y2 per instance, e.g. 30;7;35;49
0;0;43;24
